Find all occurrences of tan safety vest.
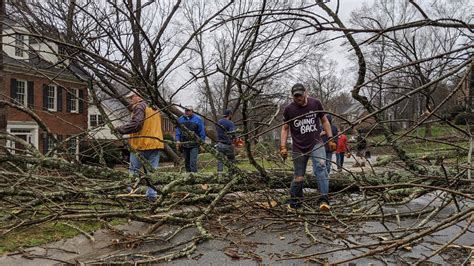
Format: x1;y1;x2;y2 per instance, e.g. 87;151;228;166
129;107;164;150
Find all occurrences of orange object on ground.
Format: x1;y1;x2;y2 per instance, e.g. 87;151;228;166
233;138;244;148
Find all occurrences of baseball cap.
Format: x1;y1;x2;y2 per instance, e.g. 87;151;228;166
326;114;333;122
223;109;233;117
291;83;306;96
184;105;193;111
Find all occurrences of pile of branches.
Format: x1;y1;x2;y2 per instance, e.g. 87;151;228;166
0;146;472;264
1;0;473;264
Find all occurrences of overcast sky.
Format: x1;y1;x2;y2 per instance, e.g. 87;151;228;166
176;0;374;106
326;0;373;70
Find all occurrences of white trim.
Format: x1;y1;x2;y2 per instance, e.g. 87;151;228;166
15;79;27;107
14;33;26;58
47;84;57;112
6;121;39;154
68;136;79;160
69;88;79;113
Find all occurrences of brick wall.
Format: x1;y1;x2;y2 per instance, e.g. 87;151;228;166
3;71;88;154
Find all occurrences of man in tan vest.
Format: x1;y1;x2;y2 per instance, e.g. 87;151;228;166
117;90;164;200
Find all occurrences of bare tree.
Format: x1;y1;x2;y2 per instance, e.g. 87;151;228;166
0;1;473;264
351;0;473;136
299;56;345;105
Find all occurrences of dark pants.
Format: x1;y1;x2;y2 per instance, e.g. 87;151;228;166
183;146;199;172
216;143;235;173
336;153;345;170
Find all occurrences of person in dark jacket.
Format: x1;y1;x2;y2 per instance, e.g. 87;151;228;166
176;106;206;172
321;114;338;174
215;109;236;174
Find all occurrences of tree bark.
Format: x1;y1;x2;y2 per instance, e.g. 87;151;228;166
0;0;6;155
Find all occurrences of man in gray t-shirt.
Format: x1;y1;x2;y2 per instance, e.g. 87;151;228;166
280;83;336;212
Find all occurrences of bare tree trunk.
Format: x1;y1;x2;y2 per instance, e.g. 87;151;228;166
0;0;6;154
469;137;473;180
318;2;423;174
469;60;474;113
469;63;474;180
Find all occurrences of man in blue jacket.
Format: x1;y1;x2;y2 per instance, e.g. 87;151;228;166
215;109;236;174
176;106;206;172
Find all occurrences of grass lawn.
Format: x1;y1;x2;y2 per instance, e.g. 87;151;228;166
401;140;468;154
0;219;127;254
199;154;290;173
367;125;468;146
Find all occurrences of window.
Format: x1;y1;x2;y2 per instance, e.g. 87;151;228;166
69;88;79;113
47;85;57;111
90;115;97;127
90;114;104;127
68;137;77;155
15;34;25;57
46;135;55;153
16;80;26;106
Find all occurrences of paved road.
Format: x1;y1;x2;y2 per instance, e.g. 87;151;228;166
1;192;472;265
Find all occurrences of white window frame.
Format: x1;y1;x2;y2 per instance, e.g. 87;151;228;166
15;34;25;57
89;114;104;127
90;114;98;127
15;79;27;106
46;135;55;153
68;136;79;159
6;122;39;155
69;88;79;113
47;84;57;111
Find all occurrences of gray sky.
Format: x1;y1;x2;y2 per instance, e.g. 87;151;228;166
176;0;373;106
326;0;372;71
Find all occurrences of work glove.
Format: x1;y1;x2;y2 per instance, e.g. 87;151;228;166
176;142;181;151
279;145;288;160
328;139;337;152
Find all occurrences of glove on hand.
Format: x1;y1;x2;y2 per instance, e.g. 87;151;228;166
279;145;288;159
328;139;337;152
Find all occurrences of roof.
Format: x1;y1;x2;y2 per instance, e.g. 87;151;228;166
340;102;365;116
3;52;88;82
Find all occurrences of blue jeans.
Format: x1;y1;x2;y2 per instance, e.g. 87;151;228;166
291;144;330;202
183;146;199;172
129;149;160;199
336;153;345;170
325;151;333;174
216;143;236;173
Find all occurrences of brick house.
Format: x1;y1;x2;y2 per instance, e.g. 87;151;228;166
2;22;88;156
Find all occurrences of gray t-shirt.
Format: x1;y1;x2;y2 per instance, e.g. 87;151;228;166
283;97;325;153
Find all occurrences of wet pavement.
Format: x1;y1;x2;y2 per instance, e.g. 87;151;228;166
1;191;472;265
